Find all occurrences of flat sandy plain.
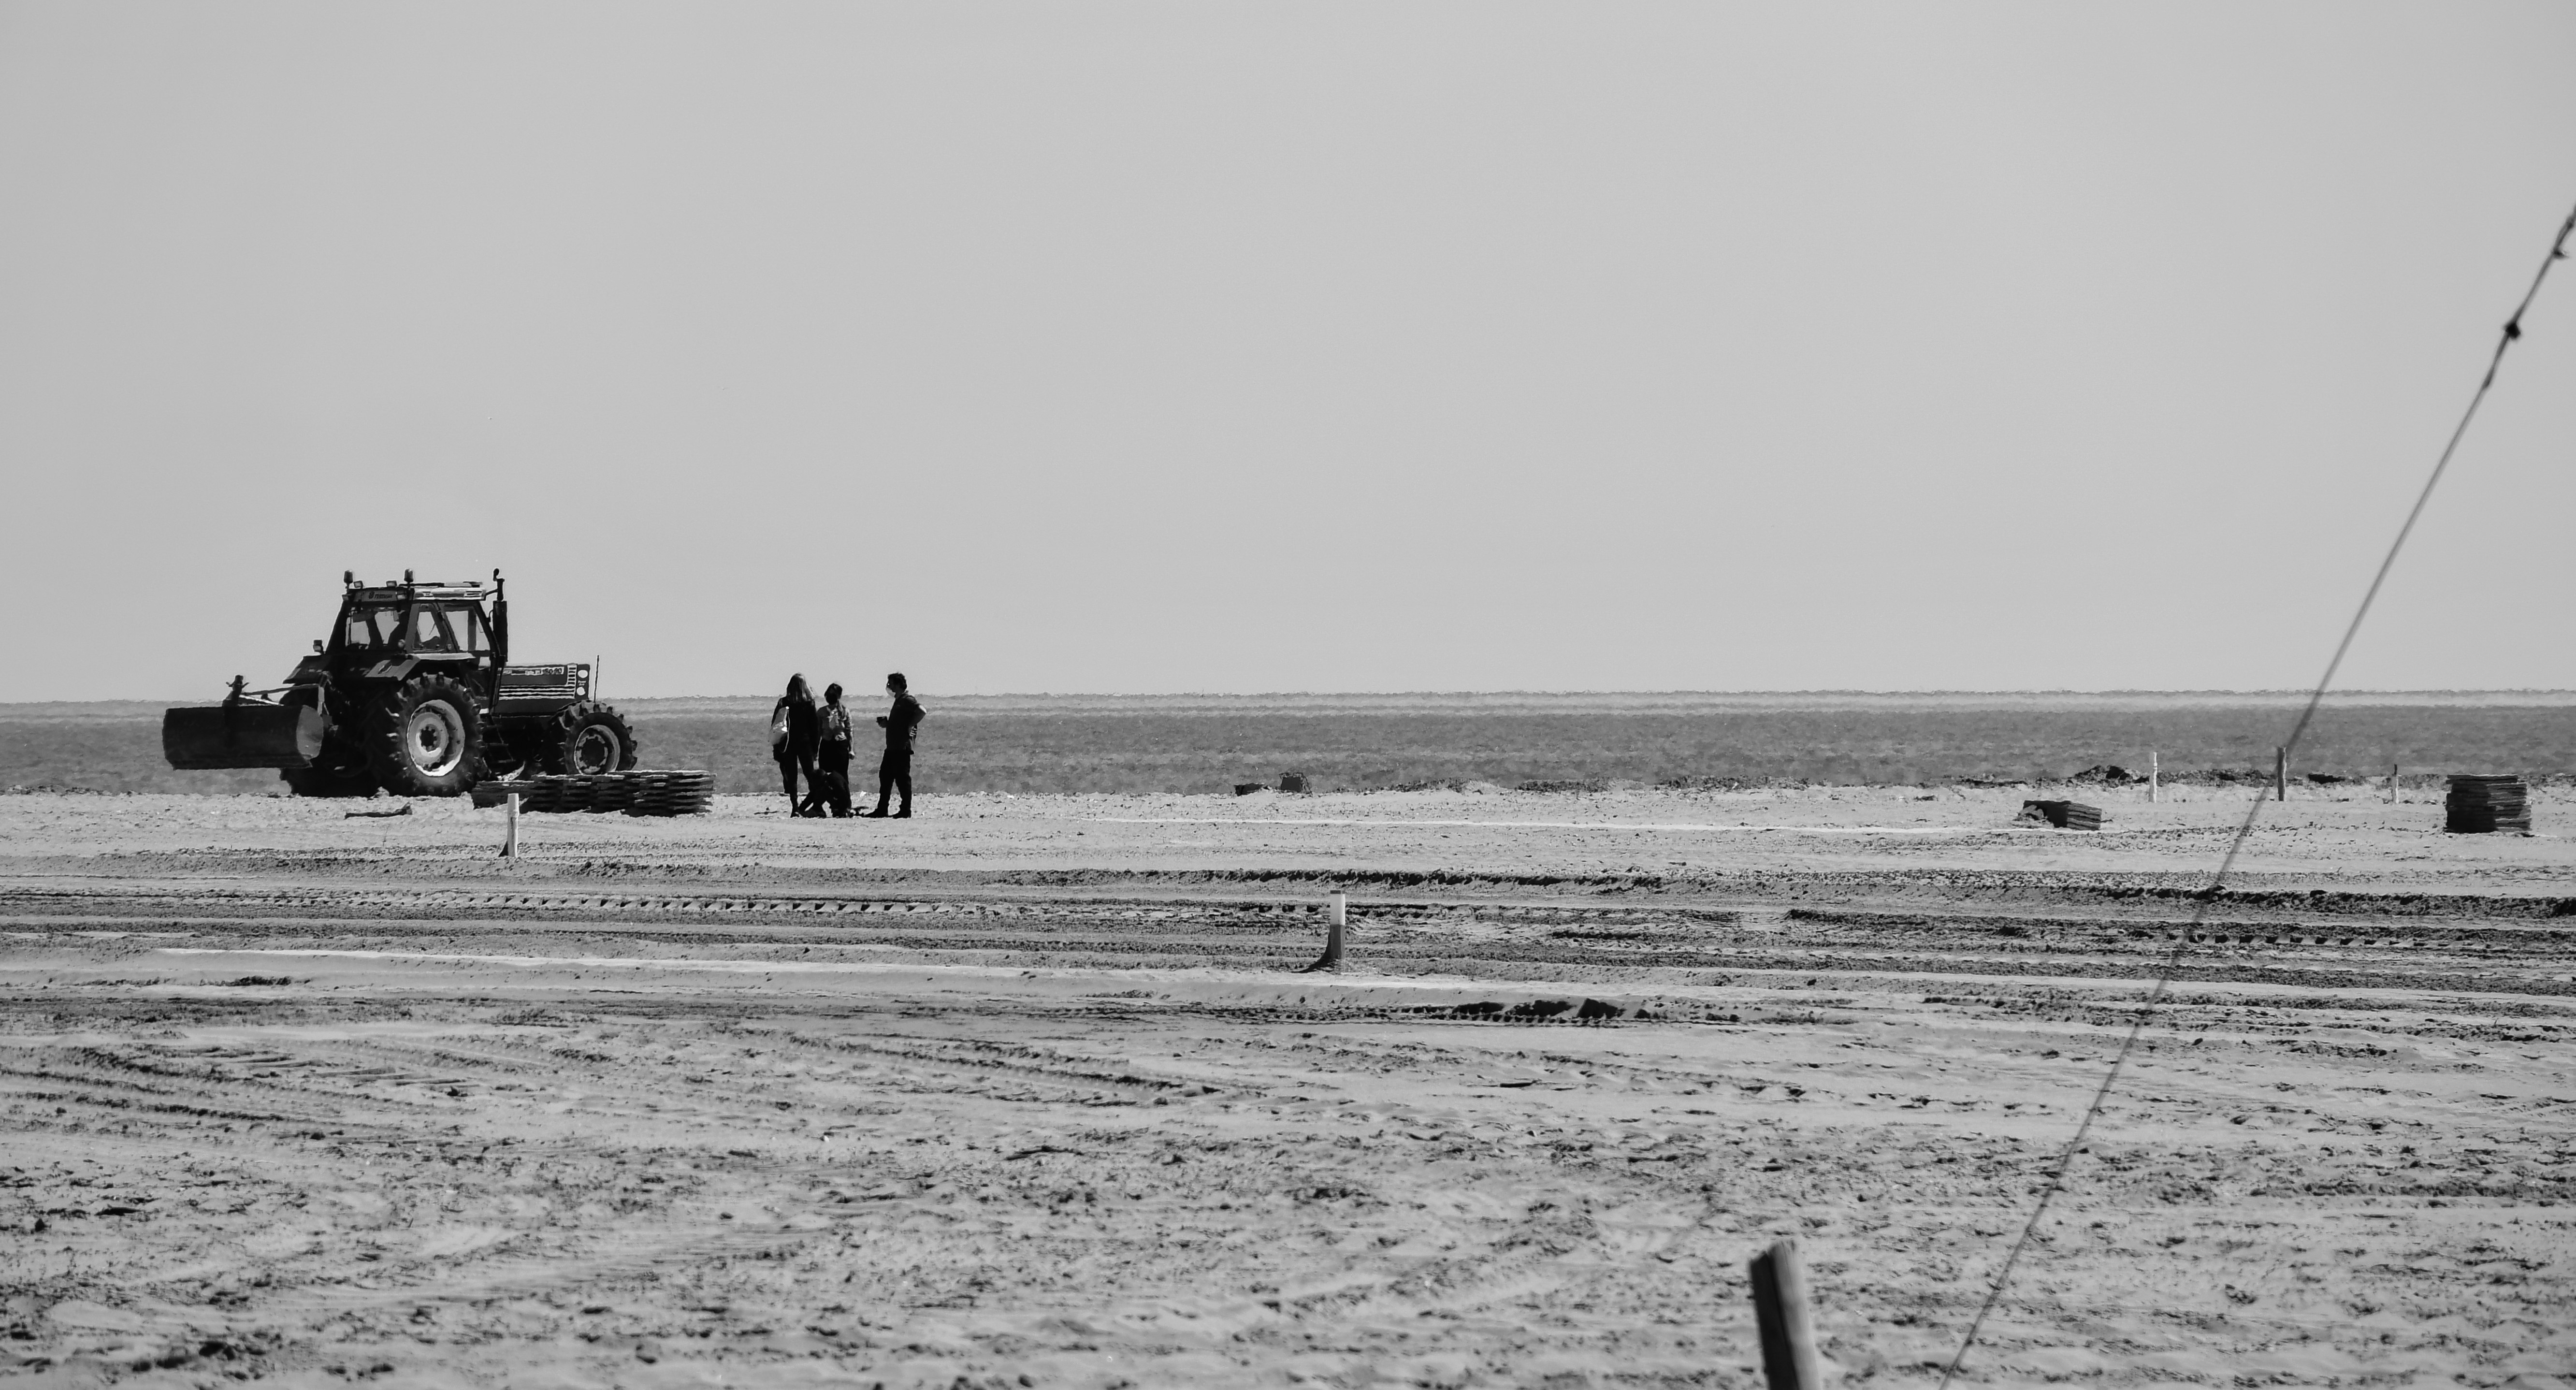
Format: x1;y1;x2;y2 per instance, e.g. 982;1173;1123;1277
3;783;2572;1389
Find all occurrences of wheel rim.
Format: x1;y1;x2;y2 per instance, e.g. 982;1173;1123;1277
405;700;467;778
570;724;620;775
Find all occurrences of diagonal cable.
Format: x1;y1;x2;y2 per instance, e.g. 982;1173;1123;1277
1936;197;2576;1388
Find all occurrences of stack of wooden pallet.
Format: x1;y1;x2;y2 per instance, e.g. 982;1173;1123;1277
2019;799;2104;831
2445;775;2530;834
470;771;715;817
623;771;715;817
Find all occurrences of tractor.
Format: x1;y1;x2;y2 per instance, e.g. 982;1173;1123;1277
163;570;638;798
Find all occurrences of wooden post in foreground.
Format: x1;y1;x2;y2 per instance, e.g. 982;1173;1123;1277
2149;750;2159;803
2388;762;2399;804
503;792;521;860
1749;1237;1822;1390
2275;746;2288;801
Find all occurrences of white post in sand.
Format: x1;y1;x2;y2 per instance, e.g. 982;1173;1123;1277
1302;892;1348;972
2149;751;2159;804
504;792;521;860
1749;1237;1822;1390
2389;762;2399;804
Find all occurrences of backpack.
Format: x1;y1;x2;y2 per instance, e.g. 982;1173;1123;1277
821;704;851;747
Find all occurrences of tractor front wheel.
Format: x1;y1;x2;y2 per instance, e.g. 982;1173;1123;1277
549;702;638;776
367;674;484;796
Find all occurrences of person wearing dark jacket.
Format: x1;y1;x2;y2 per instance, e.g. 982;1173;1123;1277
771;674;822;816
862;672;923;818
815;682;856;818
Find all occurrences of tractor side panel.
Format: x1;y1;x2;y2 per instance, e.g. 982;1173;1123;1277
492;664;589;717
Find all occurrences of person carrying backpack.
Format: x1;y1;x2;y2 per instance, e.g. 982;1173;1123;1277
769;674;821;816
815;682;856;818
862;672;924;818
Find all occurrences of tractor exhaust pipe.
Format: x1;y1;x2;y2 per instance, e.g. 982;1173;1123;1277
491;568;509;671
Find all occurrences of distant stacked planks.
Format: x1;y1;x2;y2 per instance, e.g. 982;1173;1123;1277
469;771;713;816
587;774;637;814
624;771;715;817
2020;799;2104;831
2444;775;2530;834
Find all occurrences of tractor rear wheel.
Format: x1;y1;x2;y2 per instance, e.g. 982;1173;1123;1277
366;674;484;796
548;702;638;776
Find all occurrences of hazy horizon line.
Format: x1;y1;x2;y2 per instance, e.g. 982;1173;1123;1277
17;686;2576;712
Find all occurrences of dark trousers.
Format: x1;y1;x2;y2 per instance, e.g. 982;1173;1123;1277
778;750;820;812
817;755;853;817
873;752;912;815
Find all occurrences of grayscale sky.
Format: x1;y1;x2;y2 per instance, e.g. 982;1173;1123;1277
3;2;2571;701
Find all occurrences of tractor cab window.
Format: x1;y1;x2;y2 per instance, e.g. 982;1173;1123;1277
340;604;481;652
346;608;403;649
416;606;488;654
412;608;451;651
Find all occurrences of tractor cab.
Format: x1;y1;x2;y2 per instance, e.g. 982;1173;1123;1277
335;600;486;655
305;577;506;687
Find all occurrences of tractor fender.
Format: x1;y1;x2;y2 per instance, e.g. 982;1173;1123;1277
360;656;421;682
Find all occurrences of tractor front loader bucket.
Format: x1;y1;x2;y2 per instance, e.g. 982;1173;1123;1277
163;703;326;770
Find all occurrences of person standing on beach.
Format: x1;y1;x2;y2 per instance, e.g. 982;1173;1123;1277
771;674;821;815
815;682;855;818
863;672;924;818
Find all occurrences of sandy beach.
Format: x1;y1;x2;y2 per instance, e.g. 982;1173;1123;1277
2;784;2570;1388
